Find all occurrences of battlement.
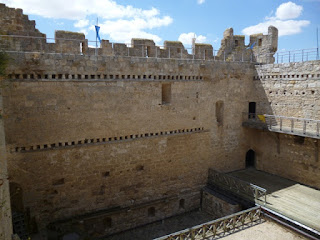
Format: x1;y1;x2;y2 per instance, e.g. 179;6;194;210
0;3;44;37
0;4;277;63
217;26;278;63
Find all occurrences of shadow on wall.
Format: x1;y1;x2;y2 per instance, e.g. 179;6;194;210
240;66;275;169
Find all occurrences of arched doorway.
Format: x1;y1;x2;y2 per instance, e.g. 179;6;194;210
246;150;255;168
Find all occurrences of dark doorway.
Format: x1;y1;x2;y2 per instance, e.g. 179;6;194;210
248;102;256;119
246;150;255;168
10;182;24;212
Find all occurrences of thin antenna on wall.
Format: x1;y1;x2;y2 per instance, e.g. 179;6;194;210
317;27;319;60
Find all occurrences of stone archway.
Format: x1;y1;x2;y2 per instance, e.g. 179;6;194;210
245;150;255;168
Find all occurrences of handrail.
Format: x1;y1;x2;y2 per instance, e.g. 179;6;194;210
275;48;319;63
208;169;267;206
154;206;262;240
264;115;320;137
243;113;320;139
264;114;320;123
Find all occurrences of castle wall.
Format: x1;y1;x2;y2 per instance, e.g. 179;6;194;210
2;53;256;234
246;61;320;188
254;61;320;119
202;187;241;219
0;88;13;240
245;130;320;188
2;3;319;238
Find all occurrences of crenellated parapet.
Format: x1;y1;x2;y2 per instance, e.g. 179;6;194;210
217;26;278;63
250;26;278;64
0;3;277;63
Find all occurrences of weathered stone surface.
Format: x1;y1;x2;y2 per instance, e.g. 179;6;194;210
0;3;319;239
202;188;241;218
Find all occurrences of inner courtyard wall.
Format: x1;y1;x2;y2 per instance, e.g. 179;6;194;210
245;130;320;188
247;61;320;189
1;3;320;237
254;61;320;119
3;54;257;233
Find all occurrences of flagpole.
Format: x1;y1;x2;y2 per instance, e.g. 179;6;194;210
95;18;98;56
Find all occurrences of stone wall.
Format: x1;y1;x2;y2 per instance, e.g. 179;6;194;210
202;187;241;219
0;4;276;63
245;60;320;189
1;3;320;238
254;61;320;119
245;130;320;188
0;88;13;240
2;51;257;235
217;26;278;63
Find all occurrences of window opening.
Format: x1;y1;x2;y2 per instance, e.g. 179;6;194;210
162;84;171;104
216;101;224;125
248;102;256;119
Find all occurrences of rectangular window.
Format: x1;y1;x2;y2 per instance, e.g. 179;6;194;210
162;83;171;104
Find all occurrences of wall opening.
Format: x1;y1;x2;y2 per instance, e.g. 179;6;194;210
248;102;256;119
146;46;151;57
148;207;155;217
103;217;112;228
162;84;171;104
80;42;84;55
215;101;224;125
258;39;262;46
10;182;24;213
179;199;185;209
234;40;238;47
245;150;255;168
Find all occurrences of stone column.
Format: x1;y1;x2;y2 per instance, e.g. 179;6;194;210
0;86;13;240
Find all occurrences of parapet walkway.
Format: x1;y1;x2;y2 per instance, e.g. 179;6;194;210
228;169;320;233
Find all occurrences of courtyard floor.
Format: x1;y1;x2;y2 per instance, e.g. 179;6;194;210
228;168;320;232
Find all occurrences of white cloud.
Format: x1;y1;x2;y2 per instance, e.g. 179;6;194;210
242;1;310;37
242;19;309;36
74;19;89;28
1;0;173;43
197;0;205;4
79;28;88;36
275;1;303;20
98;16;172;44
178;32;207;46
1;0;162;20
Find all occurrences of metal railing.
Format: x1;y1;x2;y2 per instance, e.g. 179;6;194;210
275;48;319;63
208;169;267;206
264;115;320;139
154;206;262;240
242;113;320;139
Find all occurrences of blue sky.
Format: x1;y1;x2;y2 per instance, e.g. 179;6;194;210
1;0;319;52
